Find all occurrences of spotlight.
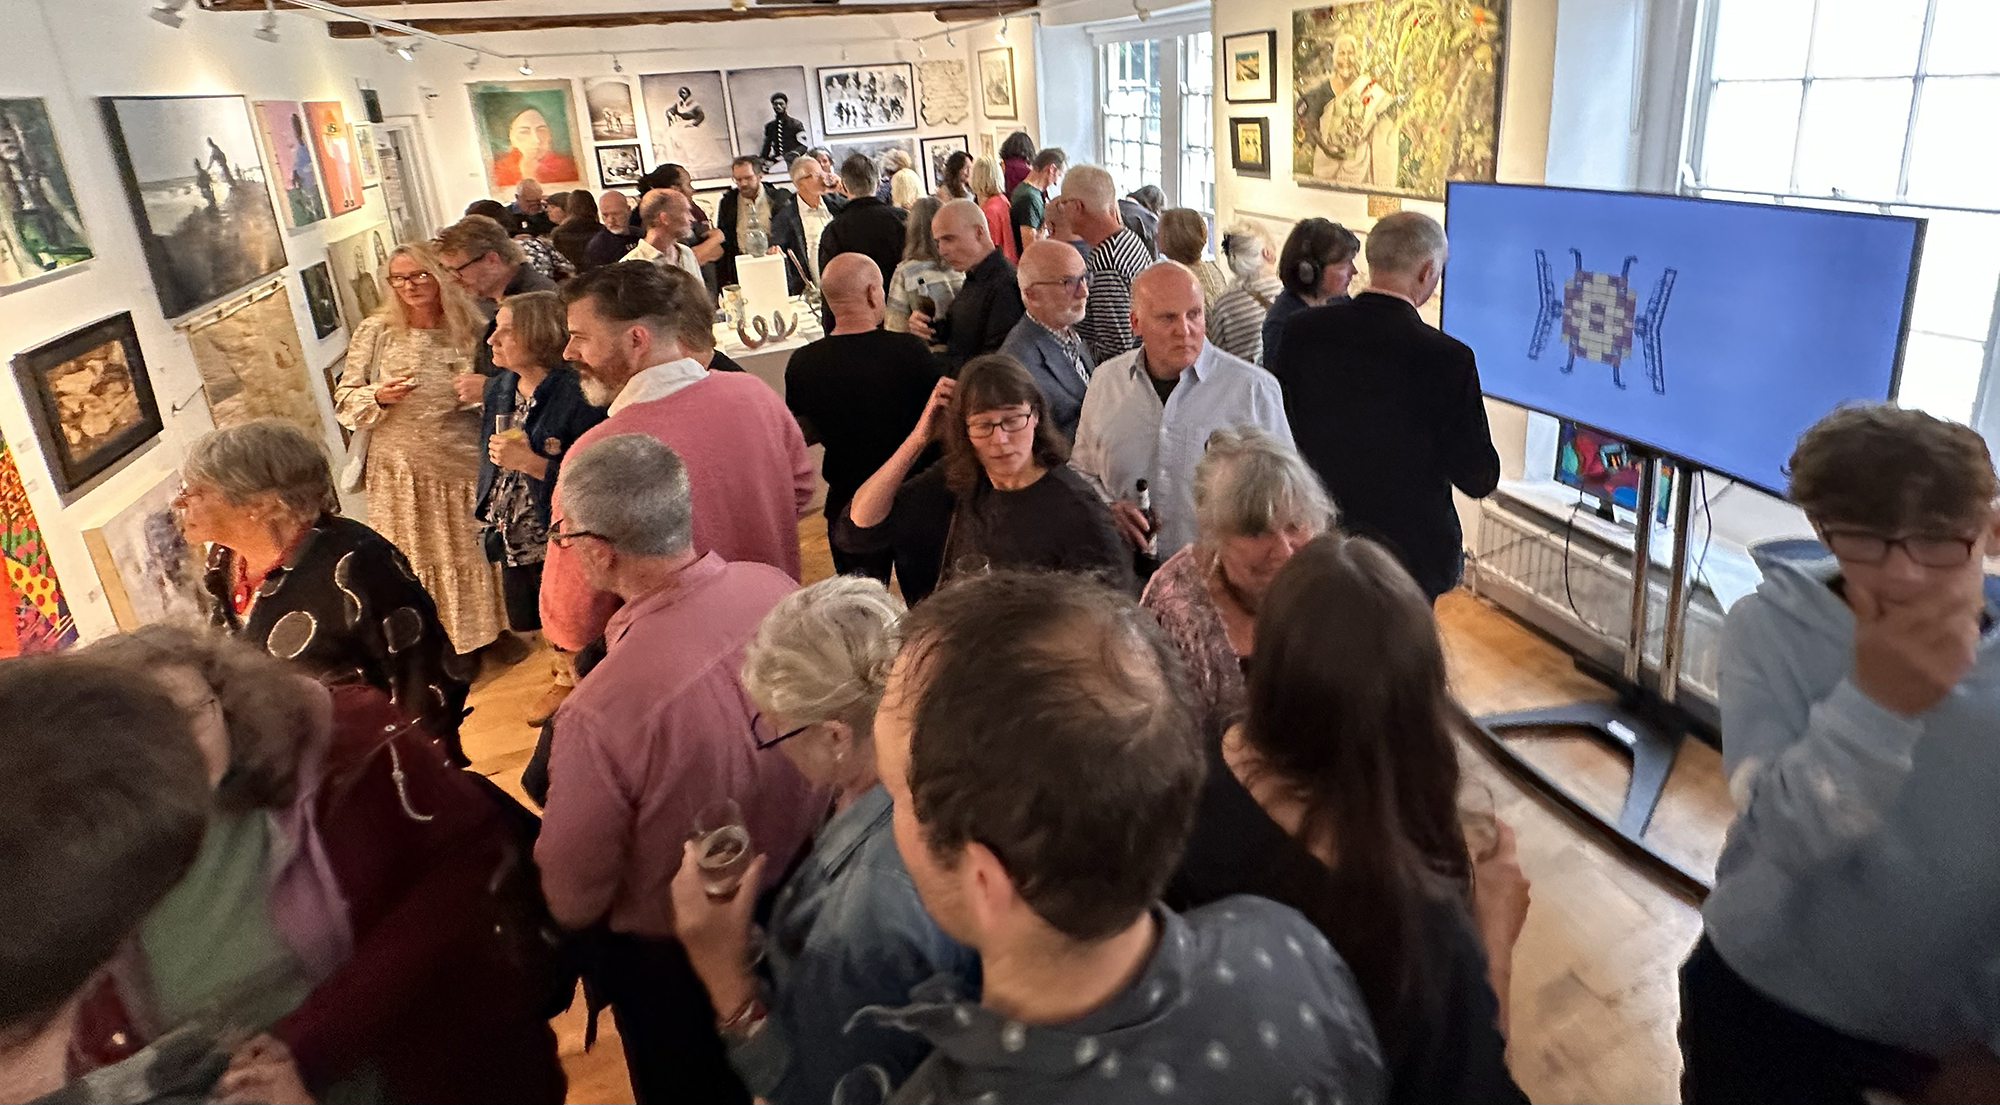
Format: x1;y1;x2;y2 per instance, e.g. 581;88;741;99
997;16;1008;42
917;40;927;58
519;59;535;75
612;54;624;73
1133;0;1151;18
254;4;279;42
149;0;189;28
395;43;417;61
466;51;481;71
946;29;956;47
730;0;747;10
841;46;850;62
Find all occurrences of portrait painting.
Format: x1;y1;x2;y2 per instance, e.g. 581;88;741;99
11;312;162;499
1224;30;1279;103
326;221;390;332
82;469;206;631
596;143;643;189
638;71;734;185
300;259;341;340
1292;0;1506;199
100;95;288;319
254;100;327;228
978;48;1017;120
918;59;970;127
305;100;365;217
817;63;915;136
0;98;93;290
584;77;638;142
921;135;969;193
0;436;79;655
1231;116;1270;176
468;80;587;198
186;284;322;438
726;67;812;174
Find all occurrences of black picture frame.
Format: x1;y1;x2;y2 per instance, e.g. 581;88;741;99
1222;30;1279;104
1230;117;1271;177
11;312;162;499
300;260;341;340
815;62;919;136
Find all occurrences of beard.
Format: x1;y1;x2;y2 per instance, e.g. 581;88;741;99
579;372;617;407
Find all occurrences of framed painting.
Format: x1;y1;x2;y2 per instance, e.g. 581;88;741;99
253;100;327;228
0;435;79;655
918;59;970;126
1230;117;1271;176
468;79;587;198
596;143;644;189
100;95;289;319
921;135;969;193
305;100;364;216
82;468;208;631
185;285;321;437
827;136;917;184
726;67;812;174
978;132;996;159
638;71;734;185
816;63;916;135
352;121;382;186
0;98;93;290
584;77;638;142
11;313;162;498
326;222;391;333
1224;30;1279;103
300;260;341;340
1292;0;1507;199
978;48;1017;120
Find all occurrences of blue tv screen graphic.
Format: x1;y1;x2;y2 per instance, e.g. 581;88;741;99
1440;183;1923;494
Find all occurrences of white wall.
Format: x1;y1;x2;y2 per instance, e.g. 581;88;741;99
0;0;424;640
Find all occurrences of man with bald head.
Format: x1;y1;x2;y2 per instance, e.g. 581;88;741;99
786;252;942;582
1073;262;1293;567
1001;239;1095;440
909;198;1024;373
622;188;702;279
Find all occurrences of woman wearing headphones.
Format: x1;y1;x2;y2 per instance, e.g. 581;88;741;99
1261;217;1362;373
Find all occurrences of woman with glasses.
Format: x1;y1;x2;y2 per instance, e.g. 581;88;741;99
667;576;978;1105
334;241;507;664
835;354;1133;604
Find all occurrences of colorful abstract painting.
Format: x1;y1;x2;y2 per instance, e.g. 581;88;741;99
0;438;78;656
305;100;365;217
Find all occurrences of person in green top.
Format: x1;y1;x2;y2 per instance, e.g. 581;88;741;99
1007;147;1066;260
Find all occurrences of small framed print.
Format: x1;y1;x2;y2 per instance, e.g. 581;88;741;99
1230;117;1270;177
595;142;644;188
1222;30;1278;104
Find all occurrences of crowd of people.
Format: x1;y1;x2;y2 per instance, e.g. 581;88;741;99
3;123;1995;1105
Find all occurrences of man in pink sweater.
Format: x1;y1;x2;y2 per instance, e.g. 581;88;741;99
540;262;814;652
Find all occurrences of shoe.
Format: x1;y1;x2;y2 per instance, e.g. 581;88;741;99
527;681;573;727
482;631;534;668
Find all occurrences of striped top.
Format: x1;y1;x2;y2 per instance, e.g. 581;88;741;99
1209;273;1284;365
1077;228;1154;365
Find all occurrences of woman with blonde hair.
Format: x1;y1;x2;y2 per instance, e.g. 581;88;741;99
334;241;506;661
888;165;924;210
970;156;1010;258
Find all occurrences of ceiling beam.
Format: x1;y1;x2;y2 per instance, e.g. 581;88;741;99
318;0;1033;36
203;0;475;8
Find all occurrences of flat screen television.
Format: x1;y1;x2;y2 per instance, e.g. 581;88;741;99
1556;420;1673;525
1440;183;1924;495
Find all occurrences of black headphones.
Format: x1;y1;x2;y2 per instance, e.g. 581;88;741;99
1295;253;1324;292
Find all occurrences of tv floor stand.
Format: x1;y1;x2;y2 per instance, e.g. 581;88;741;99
1467;452;1715;901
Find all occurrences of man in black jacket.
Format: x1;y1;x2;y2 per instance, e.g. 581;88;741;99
716;156;806;292
818;152;907;288
1271;211;1500;601
909;199;1024;373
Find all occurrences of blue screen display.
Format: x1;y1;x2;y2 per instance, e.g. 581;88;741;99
1440;183;1923;494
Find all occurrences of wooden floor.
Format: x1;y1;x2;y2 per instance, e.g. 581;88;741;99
459;519;1730;1105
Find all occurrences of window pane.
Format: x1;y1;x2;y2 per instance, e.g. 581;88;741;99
1710;0;1814;80
1808;0;1926;78
1905;77;2000;209
1701;81;1804;191
1794;78;1912;199
1897;332;1987;422
1926;0;2000;76
1897;206;2000;342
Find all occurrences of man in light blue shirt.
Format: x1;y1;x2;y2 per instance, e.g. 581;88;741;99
1071;262;1294;560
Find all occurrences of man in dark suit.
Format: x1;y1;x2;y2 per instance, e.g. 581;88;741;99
1000;239;1094;440
818;152;907;288
716;156;806;292
1272;211;1500;601
909;199;1024;374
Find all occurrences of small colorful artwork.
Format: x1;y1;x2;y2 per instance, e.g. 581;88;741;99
0;98;94;288
0;438;79;655
83;469;207;631
253;99;327;228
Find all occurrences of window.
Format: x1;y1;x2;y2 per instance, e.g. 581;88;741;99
1179;33;1215;214
1686;0;2000;424
1097;29;1216;224
1101;40;1162;201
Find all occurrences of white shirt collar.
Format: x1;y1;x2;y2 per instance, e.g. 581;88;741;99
609;357;708;416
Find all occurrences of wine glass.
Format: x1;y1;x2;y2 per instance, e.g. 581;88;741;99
690;798;753;901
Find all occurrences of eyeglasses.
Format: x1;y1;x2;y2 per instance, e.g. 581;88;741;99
1029;275;1089;293
752;713;815;751
445;254;486;275
547;522;607;548
1818;527;1981;569
966;411;1033;438
386;271;435;287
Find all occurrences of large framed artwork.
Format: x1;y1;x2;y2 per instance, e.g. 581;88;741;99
305;100;365;217
1292;0;1506;199
82;468;207;631
827;136;917;183
1230;117;1271;176
726;67;812;174
468;80;587;198
978;48;1017;120
100;95;289;319
11;313;162;499
583;77;639;142
300;260;341;340
0;435;79;655
918;59;970;126
187;284;322;436
1223;30;1279;104
253;100;327;228
596;143;643;189
816;63;915;135
326;222;391;332
638;71;735;185
921;135;969;193
0;98;93;290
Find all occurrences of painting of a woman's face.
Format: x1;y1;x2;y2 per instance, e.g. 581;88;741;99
509;109;553;159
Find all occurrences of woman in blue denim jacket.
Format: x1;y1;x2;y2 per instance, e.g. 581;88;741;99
670;576;980;1105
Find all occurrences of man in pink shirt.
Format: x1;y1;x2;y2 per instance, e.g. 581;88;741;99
536;432;821;1105
539;261;814;652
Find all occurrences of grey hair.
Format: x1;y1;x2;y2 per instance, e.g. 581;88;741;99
1221;221;1270;281
740;575;906;732
1365;211;1448;277
1195;426;1337;544
557;433;692;557
788;154;821;183
182;419;337;523
1060;165;1118;215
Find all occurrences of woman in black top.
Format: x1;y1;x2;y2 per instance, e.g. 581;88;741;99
1165;532;1531;1105
837;353;1132;603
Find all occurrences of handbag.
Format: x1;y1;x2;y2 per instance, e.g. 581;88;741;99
337;326;388;494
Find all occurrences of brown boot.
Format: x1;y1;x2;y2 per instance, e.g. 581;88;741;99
527;681;573;727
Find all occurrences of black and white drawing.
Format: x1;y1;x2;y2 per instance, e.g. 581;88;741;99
816;63;916;135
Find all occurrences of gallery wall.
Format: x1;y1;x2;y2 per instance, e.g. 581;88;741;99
0;0;426;641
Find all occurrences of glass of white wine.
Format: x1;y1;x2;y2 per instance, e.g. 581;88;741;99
690;798;753;901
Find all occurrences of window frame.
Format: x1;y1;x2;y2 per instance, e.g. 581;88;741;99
1093;23;1216;227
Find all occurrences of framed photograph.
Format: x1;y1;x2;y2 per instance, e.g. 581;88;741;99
1223;30;1279;104
726;67;812;173
920;135;969;193
816;63;916;136
1230;117;1270;176
300;260;341;340
0;99;93;291
467;79;588;198
827;136;917;184
978;48;1017;120
596;143;644;188
99;95;289;319
11;313;162;498
583;77;638;142
639;71;734;185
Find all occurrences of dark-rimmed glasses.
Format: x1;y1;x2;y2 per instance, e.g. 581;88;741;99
1818;527;1981;569
386;271;435;288
967;411;1033;438
752;713;815;751
1028;275;1088;294
547;522;607;548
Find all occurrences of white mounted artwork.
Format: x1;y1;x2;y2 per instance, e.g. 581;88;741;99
918;59;971;127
